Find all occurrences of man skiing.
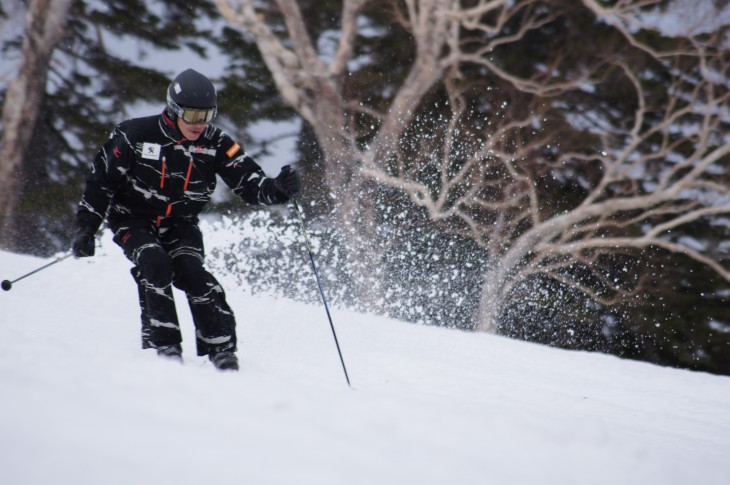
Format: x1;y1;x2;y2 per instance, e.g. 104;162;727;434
72;68;300;371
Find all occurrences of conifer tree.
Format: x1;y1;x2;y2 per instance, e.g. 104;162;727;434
0;0;287;254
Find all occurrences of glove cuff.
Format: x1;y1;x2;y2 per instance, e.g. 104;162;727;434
271;179;292;200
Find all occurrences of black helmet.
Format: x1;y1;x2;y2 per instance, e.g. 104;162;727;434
166;69;217;124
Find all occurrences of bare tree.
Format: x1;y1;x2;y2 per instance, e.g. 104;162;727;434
444;1;730;330
0;0;73;251
214;0;549;304
215;0;730;329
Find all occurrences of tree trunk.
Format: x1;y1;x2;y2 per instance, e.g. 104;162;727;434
474;229;550;332
309;95;388;308
475;251;522;333
0;0;72;251
476;269;504;333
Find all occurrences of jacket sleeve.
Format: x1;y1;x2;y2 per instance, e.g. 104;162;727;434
76;126;134;232
215;135;289;206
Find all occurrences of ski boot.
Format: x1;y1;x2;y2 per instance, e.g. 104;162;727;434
157;344;183;364
209;351;239;371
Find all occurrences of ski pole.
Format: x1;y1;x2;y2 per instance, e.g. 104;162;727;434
291;198;351;388
1;252;73;291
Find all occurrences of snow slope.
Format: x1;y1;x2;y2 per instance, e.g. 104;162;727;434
1;231;729;485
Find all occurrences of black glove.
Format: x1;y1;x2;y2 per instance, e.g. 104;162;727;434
273;165;301;198
72;226;96;258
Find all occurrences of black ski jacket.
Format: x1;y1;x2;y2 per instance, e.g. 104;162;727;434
76;111;288;233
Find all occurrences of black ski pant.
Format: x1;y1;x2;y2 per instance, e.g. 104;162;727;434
112;220;236;356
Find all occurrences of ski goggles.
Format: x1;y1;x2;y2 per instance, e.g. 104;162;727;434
167;94;217;124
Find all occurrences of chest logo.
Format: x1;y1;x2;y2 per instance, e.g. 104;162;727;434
142;142;161;160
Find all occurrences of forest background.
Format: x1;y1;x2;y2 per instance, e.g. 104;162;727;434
1;0;729;375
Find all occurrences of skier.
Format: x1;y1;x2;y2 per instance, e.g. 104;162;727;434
71;68;300;371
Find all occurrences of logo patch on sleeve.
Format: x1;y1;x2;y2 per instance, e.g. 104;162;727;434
226;143;241;158
142;142;161;160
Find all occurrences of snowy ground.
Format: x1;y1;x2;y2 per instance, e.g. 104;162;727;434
1;230;729;485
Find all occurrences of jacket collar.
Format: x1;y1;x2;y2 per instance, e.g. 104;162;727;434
160;109;186;143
